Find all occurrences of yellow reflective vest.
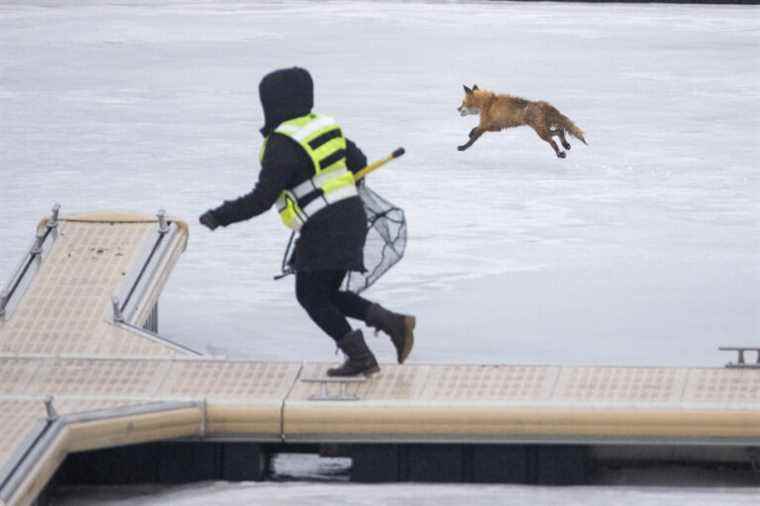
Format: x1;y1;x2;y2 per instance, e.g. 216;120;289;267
260;113;358;230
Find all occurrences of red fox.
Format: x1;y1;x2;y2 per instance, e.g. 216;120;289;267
457;84;587;158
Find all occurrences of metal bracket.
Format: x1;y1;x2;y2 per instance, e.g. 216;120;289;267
719;347;760;369
301;378;366;401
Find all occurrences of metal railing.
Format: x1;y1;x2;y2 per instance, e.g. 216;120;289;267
719;346;760;369
0;204;60;320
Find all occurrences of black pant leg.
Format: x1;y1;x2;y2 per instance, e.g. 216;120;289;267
295;270;352;342
330;272;373;322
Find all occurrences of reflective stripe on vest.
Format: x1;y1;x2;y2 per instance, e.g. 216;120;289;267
261;114;358;230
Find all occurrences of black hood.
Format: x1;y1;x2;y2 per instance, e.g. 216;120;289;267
259;67;314;137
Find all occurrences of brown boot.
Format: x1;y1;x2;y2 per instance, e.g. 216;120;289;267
327;330;380;377
366;304;415;364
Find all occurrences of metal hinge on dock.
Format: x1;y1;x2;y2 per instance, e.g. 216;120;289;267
300;378;367;401
719;346;760;369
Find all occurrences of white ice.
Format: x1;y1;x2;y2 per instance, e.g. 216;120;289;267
1;0;759;503
49;479;760;506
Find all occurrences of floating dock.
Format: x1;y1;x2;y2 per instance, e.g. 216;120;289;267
1;208;758;505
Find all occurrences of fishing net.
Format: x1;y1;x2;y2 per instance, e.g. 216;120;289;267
343;183;407;294
276;183;407;293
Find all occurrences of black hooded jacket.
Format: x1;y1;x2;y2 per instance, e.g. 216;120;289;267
209;68;368;272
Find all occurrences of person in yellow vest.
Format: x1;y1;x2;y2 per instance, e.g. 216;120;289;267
199;67;414;377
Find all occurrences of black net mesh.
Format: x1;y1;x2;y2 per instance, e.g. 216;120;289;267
343;184;407;294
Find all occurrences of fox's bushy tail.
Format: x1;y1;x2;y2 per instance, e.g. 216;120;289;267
557;113;587;145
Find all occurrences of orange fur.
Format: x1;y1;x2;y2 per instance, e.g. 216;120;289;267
457;85;586;158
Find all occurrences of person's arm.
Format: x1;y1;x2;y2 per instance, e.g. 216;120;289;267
200;135;299;229
345;138;367;174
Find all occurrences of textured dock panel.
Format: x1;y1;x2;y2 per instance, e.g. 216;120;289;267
156;360;301;437
0;356;301;455
24;358;168;398
283;363;563;441
419;364;559;401
682;368;760;409
552;366;688;405
0;357;43;395
0;214;188;357
0;400;47;472
157;360;299;401
288;363;561;403
283;363;760;442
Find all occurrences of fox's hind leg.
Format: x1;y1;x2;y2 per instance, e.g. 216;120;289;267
534;126;566;158
550;128;572;151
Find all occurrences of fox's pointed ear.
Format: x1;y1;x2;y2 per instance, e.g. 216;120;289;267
473;84;479;91
463;84;472;94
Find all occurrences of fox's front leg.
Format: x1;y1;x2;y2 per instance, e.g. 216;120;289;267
534;126;565;158
458;126;484;151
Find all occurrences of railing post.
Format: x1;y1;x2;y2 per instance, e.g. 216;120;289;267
157;209;169;234
29;230;45;256
44;396;58;421
47;203;61;229
0;290;7;319
111;295;124;323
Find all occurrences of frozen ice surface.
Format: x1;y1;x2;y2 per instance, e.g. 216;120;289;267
2;1;756;367
3;0;756;366
0;1;759;501
49;480;760;506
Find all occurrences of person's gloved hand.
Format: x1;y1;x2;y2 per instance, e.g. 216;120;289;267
199;210;219;231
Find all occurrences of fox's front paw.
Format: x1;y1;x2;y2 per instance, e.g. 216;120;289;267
557;151;567;159
457;145;468;151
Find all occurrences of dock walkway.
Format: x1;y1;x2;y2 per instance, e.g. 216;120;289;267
1;209;758;505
